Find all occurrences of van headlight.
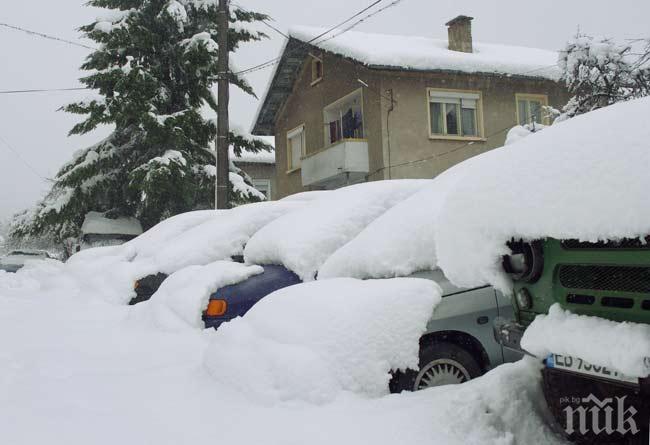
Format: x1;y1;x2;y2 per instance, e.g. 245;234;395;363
502;240;543;283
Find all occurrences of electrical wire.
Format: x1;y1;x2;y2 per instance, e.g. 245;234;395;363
0;133;50;181
233;0;390;76
0;22;96;50
230;2;290;40
0;87;90;95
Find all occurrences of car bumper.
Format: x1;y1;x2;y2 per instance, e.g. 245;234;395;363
493;317;526;353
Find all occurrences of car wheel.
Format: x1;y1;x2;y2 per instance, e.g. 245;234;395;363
389;341;482;393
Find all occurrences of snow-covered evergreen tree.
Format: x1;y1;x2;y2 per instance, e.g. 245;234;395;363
10;0;271;242
558;34;650;118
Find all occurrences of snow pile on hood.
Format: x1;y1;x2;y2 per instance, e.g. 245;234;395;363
81;212;143;236
435;97;650;292
245;180;430;280
319;162;476;280
131;261;263;331
203;278;441;404
521;304;650;378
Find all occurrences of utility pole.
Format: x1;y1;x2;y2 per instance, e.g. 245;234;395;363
215;0;230;209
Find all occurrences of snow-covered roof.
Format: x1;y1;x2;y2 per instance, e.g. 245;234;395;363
230;148;275;164
289;26;561;80
81;212;143;237
252;26;561;135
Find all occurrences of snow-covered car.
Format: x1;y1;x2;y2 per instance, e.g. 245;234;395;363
0;250;53;273
203;178;520;391
431;98;650;443
127;200;310;304
67;212;143;257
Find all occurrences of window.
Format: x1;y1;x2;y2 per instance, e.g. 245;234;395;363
428;89;482;138
311;56;323;85
252;179;272;199
516;94;549;126
287;125;305;171
323;89;364;146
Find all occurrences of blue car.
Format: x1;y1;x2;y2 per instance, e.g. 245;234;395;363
202;265;302;329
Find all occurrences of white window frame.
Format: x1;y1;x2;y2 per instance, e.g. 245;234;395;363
426;88;485;140
515;93;549;126
286;124;305;172
322;88;365;147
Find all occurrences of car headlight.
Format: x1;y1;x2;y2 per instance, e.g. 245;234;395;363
502;240;543;283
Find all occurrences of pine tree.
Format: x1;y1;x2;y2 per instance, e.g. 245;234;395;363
558;34;650;118
10;0;272;243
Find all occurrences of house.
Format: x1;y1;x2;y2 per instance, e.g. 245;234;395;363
231;148;276;199
252;15;570;199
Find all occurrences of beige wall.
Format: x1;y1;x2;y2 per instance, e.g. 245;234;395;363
273;53;569;198
377;71;569;180
273;53;383;198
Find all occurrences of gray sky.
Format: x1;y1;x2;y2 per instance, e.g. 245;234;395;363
0;0;648;220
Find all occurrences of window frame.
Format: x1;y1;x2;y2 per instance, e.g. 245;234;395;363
310;55;323;86
515;93;549;126
286;124;305;173
426;88;485;141
322;88;365;148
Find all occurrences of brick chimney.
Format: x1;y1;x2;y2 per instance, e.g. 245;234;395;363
446;15;474;53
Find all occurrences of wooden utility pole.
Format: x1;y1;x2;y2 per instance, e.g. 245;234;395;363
215;0;230;208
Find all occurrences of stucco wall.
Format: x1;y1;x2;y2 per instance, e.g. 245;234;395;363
376;71;569;180
272;53;569;198
273;53;383;198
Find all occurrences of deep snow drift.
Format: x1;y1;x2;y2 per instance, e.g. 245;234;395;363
0;268;566;445
204;277;442;404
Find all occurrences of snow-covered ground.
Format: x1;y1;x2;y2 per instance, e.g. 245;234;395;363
0;272;565;445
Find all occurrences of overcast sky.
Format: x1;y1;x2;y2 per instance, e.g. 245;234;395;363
0;0;648;220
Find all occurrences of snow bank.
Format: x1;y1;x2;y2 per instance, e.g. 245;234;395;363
203;278;441;404
131;261;263;331
289;26;560;80
521;304;650;378
245;180;430;280
319;162;475;280
435;97;650;292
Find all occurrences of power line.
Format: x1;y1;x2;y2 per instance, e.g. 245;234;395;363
231;2;290;40
0;133;49;182
0;22;96;50
234;0;389;76
0;87;90;95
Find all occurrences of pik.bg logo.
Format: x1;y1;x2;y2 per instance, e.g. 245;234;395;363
562;394;640;436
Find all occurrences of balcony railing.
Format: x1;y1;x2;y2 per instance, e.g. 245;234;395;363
301;139;369;189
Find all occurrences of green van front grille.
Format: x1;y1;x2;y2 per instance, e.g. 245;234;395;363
558;264;650;294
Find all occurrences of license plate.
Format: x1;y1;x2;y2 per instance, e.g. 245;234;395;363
546;354;639;385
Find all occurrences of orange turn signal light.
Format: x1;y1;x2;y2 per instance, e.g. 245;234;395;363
205;299;228;317
134;281;140;290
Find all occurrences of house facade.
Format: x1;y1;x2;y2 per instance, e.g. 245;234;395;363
232;148;276;200
252;16;569;199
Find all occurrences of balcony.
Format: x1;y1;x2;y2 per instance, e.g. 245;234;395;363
301;139;369;189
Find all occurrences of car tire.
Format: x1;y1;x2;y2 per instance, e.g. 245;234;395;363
389;341;482;393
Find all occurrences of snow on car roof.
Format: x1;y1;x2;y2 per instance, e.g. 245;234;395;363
244;180;431;281
289;26;561;80
434;97;650;292
319;159;477;280
81;211;143;237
